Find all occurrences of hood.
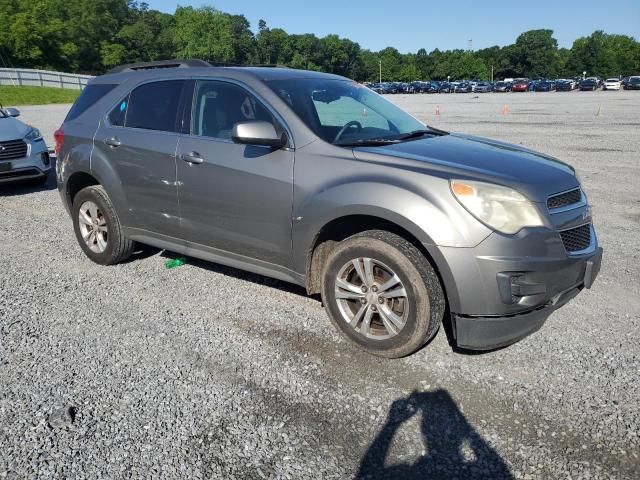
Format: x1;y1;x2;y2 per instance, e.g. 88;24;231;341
0;116;29;142
352;133;578;203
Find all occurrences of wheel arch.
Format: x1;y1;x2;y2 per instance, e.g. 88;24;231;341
304;213;458;313
65;171;100;209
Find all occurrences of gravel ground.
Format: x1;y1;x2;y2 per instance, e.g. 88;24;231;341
1;91;639;479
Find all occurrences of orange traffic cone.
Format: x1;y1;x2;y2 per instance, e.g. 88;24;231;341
435;105;441;117
501;104;509;116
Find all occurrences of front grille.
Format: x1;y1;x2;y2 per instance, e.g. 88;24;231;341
0;139;28;161
548;188;581;209
560;224;591;253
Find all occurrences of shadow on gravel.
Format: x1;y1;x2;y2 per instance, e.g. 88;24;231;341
357;389;513;480
0;157;57;196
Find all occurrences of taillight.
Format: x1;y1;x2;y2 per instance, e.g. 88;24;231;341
54;127;64;157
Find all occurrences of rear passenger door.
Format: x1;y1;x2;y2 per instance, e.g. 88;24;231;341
94;79;187;238
175;79;294;268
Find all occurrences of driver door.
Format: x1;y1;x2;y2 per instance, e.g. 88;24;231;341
176;80;294;268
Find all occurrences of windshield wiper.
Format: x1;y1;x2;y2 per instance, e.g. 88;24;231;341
394;129;433;141
333;127;449;147
333;138;402;147
395;127;449;141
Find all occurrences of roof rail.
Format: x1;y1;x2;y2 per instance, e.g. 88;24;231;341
106;59;289;75
106;59;211;74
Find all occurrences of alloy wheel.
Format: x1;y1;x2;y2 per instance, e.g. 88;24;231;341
334;257;409;340
78;201;108;253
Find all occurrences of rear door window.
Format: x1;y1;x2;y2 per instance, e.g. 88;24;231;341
124;80;185;132
65;84;117;121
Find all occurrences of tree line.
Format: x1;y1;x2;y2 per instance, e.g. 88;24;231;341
1;0;638;81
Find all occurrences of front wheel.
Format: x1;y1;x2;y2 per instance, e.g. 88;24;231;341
321;230;445;358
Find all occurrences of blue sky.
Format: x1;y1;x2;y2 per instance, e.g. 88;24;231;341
147;1;640;53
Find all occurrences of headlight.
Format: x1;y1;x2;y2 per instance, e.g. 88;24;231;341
25;127;42;142
450;180;545;234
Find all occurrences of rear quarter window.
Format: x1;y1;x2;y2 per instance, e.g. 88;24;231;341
65;84;117;122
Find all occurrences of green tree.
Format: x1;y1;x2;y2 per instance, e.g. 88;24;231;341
101;5;175;68
173;6;234;63
510;29;561;78
227;14;256;64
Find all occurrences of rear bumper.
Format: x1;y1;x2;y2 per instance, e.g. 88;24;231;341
451;246;602;350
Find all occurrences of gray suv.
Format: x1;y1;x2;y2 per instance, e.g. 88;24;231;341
56;60;602;358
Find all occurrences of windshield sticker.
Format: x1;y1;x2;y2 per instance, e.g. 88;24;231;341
120;101;126;112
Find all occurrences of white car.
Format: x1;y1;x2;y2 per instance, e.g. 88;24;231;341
603;78;621;90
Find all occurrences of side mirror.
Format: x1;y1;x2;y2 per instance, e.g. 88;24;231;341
5;107;20;117
232;121;286;148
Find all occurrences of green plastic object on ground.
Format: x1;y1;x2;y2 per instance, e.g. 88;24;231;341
164;257;186;269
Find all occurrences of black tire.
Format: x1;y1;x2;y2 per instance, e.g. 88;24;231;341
72;185;134;265
321;230;445;358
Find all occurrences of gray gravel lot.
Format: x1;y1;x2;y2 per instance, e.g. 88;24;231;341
1;91;639;479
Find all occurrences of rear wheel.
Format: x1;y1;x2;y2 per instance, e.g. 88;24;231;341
321;230;445;358
72;185;134;265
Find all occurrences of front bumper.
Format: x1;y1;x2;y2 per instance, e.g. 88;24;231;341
427;222;603;350
0;139;50;184
453;247;602;350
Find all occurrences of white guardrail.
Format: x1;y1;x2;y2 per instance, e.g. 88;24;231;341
0;68;94;90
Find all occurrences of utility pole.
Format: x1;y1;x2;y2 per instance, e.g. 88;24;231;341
379;60;382;83
468;38;472;51
491;65;494;82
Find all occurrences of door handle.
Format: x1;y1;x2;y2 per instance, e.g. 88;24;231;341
105;137;121;147
180;151;204;164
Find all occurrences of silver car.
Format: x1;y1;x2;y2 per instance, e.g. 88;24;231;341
56;60;602;358
0;107;50;185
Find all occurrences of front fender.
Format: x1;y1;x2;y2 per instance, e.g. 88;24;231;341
292;180;491;275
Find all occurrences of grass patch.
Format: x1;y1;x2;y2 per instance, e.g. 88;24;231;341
0;86;80;106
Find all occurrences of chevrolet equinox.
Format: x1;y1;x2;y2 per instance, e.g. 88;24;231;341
56;60;603;358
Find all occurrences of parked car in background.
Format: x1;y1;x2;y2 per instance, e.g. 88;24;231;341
438;81;452;93
425;81;441;93
474;81;493;93
493;81;511;92
0;106;50;185
512;80;529;92
579;78;600;91
623;76;640;90
55;60;602;357
603;78;621;91
454;82;472;93
534;80;556;92
556;79;576;91
407;81;425;93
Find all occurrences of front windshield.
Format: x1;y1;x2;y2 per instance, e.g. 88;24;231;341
266;78;426;145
